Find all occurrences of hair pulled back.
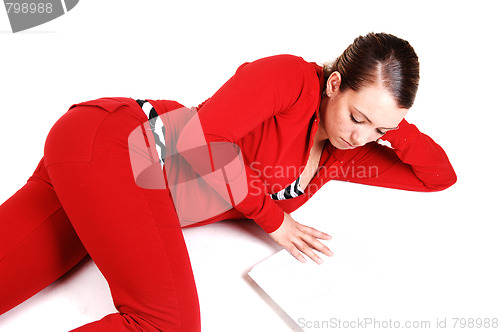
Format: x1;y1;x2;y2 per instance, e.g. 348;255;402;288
323;32;420;109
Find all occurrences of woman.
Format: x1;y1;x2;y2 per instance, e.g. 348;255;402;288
0;32;456;331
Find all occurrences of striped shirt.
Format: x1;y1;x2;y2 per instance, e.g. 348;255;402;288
269;176;305;200
136;99;166;169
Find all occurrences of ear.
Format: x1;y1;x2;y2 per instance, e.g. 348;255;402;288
325;71;341;97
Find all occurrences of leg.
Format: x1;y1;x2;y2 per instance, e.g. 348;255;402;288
43;102;200;331
0;158;88;316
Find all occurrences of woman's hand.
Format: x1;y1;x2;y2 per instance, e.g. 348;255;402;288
269;212;333;264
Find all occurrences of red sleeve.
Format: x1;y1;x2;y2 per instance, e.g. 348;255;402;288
330;119;457;191
176;54;320;233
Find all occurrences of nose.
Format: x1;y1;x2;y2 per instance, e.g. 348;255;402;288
350;128;372;147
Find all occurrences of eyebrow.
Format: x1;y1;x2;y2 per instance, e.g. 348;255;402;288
353;106;399;130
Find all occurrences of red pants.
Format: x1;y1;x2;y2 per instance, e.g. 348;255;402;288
0;100;200;331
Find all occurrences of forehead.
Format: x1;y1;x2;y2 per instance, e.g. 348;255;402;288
345;85;408;127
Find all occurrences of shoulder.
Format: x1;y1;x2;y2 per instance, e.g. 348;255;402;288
241;54;311;66
236;54;319;77
233;54;323;96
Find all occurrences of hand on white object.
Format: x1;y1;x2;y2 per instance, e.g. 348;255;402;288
269;212;333;264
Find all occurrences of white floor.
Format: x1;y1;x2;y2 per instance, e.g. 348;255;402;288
1;178;498;332
1;1;499;331
0;219;301;332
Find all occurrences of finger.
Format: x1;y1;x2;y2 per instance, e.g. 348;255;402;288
301;225;332;240
286;244;307;263
302;234;334;257
295;240;323;265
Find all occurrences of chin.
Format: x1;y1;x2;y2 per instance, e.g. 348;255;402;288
333;137;357;150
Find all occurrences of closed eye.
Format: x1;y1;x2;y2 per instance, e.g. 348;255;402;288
350;114;362;124
351;113;387;135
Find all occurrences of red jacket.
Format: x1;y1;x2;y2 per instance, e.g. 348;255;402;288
150;54;457;233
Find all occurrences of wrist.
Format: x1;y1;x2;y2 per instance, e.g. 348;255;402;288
263;210;285;234
380;118;411;146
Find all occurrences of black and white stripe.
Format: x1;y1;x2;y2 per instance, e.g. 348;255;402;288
270;176;305;200
136;99;166;168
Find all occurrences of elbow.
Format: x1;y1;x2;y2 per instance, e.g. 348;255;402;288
425;169;458;192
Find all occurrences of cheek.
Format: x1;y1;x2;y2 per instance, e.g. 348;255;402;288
325;108;340;136
331;108;352;135
324;97;352;137
324;112;340;138
339;113;353;132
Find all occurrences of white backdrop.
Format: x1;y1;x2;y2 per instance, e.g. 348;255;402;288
0;1;499;331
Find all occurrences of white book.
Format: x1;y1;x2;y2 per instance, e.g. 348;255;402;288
248;230;370;331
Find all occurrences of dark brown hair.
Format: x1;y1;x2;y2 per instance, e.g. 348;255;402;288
323;32;420;109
